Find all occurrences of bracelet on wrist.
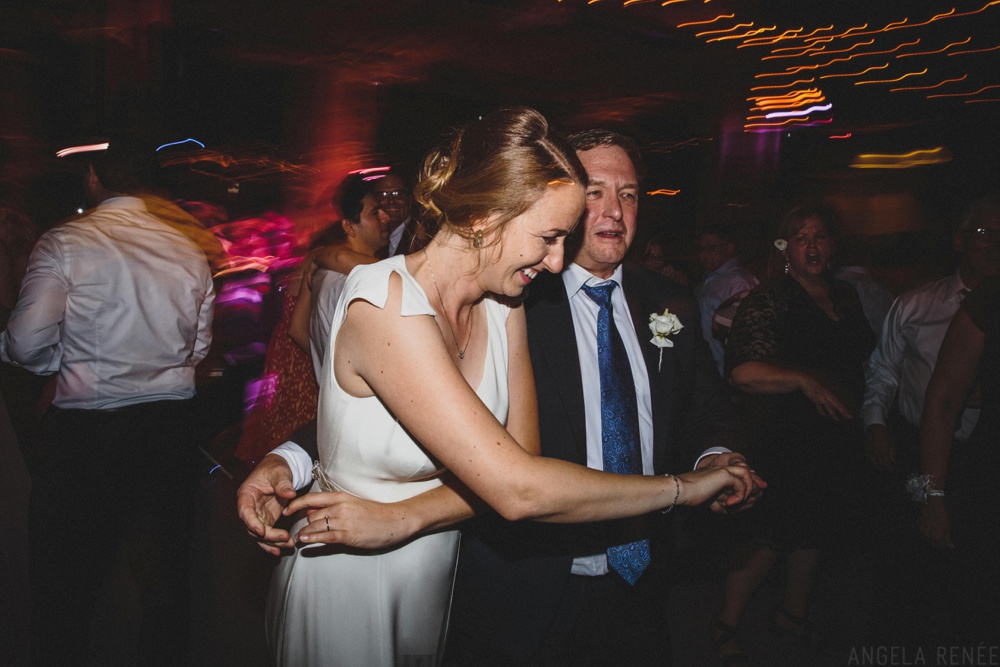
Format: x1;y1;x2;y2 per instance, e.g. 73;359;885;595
905;473;945;503
661;474;681;514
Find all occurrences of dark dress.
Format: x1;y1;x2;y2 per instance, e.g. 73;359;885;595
725;275;876;550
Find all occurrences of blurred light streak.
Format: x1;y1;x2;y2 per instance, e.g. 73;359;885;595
696;23;754;37
677;13;732;27
829;133;853;139
927;84;1000;98
707;27;776;43
740;26;835;48
56;142;109;158
812;39;921;68
662;0;688;5
753;91;826;110
965;98;1000;103
948;43;1000;56
808;39;875;56
850;147;951;168
770;42;827;55
750;78;815;91
855;69;927;86
762;46;827;60
820;64;889;79
755;69;811;79
647;189;680;196
156;138;205;152
348;166;391;175
891;75;967;92
897;38;971;58
765;103;833;118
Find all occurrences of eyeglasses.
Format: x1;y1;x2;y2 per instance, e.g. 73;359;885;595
375;190;409;202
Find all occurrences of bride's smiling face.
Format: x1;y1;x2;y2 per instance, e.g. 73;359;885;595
481;183;584;297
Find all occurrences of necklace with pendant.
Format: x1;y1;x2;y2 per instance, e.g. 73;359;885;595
424;249;474;359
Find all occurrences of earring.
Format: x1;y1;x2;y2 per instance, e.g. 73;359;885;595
784;262;789;275
473;230;484;248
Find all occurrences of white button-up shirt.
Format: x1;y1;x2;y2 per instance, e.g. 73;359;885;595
862;271;979;440
0;197;214;410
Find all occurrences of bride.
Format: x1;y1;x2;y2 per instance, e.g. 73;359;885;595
242;107;759;666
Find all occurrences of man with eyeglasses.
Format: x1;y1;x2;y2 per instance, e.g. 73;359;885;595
373;170;415;256
861;196;1000;641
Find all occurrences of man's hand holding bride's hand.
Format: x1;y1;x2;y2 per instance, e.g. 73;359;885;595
236;454;298;555
288;493;420;550
678;456;766;513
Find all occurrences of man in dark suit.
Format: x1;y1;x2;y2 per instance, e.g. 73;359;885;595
446;130;753;666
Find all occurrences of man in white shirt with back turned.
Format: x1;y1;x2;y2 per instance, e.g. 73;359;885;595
1;136;214;666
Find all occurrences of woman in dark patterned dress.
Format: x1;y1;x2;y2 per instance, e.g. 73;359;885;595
711;205;875;663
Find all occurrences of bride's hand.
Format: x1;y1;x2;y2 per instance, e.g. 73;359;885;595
286;492;421;550
675;464;765;512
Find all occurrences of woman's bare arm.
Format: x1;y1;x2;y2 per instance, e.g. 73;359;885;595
730;360;853;421
335;272;754;523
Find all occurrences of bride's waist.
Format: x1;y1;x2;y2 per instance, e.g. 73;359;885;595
311;461;447;502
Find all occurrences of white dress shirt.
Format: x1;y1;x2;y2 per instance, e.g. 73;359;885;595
562;263;654;575
693;258;759;376
862;271;979;440
0;197;214;410
386;217;413;257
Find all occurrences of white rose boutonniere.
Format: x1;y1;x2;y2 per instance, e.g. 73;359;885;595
648;308;684;371
773;238;788;252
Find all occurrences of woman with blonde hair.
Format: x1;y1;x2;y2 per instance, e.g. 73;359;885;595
257;107;758;666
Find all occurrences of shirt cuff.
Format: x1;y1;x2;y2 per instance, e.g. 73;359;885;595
860;405;887;428
269;442;314;490
694;446;732;470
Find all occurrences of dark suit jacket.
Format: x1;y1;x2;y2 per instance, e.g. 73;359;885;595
449;267;737;660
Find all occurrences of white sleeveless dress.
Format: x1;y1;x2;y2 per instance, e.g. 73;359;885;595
266;256;511;666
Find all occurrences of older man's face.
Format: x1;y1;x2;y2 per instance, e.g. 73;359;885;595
573;145;639;280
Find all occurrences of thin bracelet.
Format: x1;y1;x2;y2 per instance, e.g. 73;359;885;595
661;474;681;514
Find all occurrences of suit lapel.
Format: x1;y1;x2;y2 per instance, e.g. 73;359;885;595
526;274;588;464
621;268;676;473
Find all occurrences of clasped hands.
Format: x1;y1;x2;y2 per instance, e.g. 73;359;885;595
693;451;766;513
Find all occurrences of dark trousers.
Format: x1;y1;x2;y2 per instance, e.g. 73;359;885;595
530;571;671;667
28;399;198;667
448;566;670;667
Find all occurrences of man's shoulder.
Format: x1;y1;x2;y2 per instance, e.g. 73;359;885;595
524;271;567;310
896;274;954;309
624;265;699;324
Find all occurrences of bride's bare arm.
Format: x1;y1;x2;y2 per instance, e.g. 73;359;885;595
334;273;754;523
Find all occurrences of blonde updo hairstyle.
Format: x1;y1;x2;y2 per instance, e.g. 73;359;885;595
412;106;587;255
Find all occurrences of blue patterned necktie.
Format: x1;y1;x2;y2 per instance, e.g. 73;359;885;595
581;282;650;586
